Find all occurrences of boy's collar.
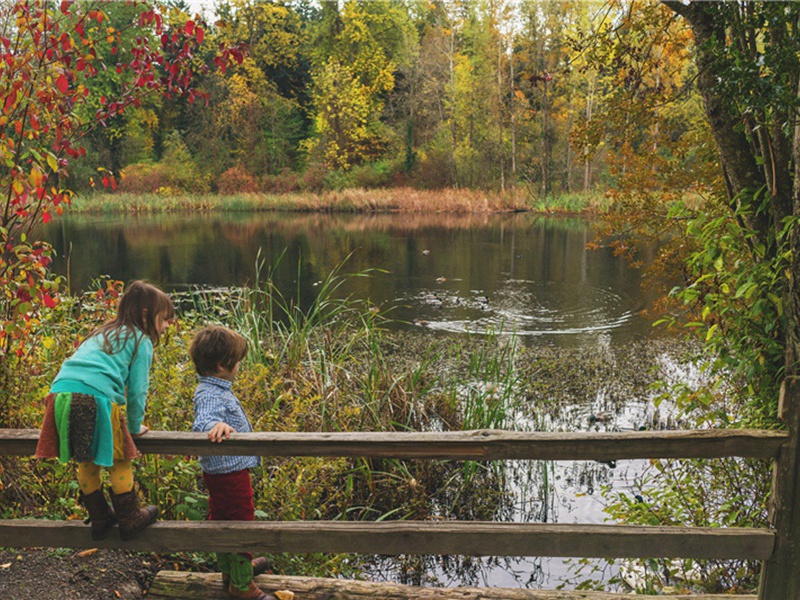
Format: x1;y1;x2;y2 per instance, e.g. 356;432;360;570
198;375;233;389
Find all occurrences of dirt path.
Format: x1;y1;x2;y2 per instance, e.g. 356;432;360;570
0;548;181;599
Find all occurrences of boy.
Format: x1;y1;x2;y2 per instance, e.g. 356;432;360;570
190;325;287;600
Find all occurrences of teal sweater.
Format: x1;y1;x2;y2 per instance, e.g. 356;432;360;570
50;327;153;466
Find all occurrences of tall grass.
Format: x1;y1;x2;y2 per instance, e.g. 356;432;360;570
69;188;605;214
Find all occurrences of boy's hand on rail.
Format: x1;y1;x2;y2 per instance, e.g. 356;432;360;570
132;425;149;437
208;422;235;443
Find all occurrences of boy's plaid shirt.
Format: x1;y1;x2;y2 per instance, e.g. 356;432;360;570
192;375;260;474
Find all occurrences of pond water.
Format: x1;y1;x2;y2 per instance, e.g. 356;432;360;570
45;211;657;346
43;211;672;590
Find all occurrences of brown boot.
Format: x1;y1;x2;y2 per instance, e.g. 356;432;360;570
79;488;116;541
227;581;276;600
110;490;159;541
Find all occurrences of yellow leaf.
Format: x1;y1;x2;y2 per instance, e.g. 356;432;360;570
0;563;10;569
274;592;295;600
77;548;98;558
42;337;55;349
46;153;58;172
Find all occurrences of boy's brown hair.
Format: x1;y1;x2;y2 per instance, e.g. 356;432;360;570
189;326;248;376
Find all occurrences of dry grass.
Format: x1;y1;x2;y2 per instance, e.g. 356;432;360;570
71;187;558;214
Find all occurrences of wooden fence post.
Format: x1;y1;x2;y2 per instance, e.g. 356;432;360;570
759;378;800;598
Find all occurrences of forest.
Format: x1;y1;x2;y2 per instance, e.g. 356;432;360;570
64;0;712;198
5;0;800;596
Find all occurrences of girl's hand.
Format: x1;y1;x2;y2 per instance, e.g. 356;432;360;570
132;425;149;437
208;422;235;443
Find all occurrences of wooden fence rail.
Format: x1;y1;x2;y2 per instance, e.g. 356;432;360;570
0;518;775;560
0;428;788;460
0;427;787;598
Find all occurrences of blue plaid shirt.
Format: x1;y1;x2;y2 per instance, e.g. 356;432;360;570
192;376;260;475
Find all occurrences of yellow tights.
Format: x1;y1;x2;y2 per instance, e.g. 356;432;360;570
77;460;134;495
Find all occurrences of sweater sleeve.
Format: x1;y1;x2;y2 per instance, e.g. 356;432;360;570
125;336;153;434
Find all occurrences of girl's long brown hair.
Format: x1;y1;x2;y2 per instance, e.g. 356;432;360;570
89;280;174;354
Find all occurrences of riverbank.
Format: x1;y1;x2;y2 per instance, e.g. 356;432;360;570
69;188;611;215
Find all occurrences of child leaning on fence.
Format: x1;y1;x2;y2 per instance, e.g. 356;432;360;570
190;325;293;600
35;280;172;541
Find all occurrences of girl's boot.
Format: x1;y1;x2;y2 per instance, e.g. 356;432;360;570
110;490;159;540
79;488;116;540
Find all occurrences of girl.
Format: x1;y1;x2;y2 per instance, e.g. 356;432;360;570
35;280;173;541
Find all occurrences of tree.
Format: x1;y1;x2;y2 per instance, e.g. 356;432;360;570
0;0;232;360
305;0;417;170
658;2;800;596
202;0;305;175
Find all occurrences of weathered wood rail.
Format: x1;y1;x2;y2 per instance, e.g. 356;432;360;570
148;571;760;600
0;427;788;460
0;427;788;599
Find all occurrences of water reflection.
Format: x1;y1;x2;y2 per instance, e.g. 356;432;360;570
44;211;654;345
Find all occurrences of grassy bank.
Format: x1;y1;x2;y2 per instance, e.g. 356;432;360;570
70;188;612;215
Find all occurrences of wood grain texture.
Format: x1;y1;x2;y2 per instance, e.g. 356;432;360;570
0;519;774;560
0;428;787;460
147;571;759;600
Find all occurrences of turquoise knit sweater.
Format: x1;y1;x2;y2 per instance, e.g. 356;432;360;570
50;327;153;466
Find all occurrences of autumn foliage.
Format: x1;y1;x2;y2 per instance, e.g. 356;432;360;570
0;0;240;356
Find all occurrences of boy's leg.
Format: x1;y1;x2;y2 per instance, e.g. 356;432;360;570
227;553;255;593
217;552;232;583
204;470;257;591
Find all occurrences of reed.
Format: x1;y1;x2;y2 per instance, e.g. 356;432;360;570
68;188;605;214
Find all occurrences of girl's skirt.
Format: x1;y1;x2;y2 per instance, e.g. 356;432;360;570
35;392;139;466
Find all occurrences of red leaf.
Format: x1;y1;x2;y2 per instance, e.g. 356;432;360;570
42;212;51;224
42;293;57;309
185;20;195;35
102;175;110;188
56;74;68;93
196;28;204;44
4;90;16;112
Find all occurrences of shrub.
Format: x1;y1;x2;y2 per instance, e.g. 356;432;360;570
217;167;259;194
118;163;171;194
351;161;393;189
262;168;301;194
301;163;330;193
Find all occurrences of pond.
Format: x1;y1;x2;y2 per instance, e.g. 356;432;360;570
43;211;677;590
45;211;657;346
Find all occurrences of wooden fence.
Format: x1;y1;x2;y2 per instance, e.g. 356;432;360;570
0;427;790;598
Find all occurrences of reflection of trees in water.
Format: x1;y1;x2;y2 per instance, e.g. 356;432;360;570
367;554;546;588
43;212;597;295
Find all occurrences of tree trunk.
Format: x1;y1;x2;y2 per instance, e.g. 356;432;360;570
757;72;800;600
510;36;517;192
541;76;551;196
660;2;800;596
662;1;770;246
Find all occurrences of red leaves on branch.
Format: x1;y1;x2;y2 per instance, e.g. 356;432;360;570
0;0;230;356
56;74;69;93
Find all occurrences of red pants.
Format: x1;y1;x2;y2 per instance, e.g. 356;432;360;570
203;469;255;567
203;469;255;522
